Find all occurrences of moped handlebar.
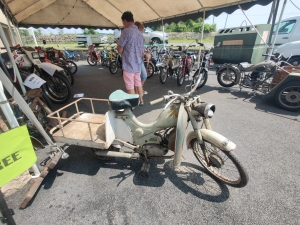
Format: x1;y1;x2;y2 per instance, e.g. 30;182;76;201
150;97;165;105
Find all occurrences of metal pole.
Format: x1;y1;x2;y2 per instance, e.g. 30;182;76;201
4;13;16;46
197;10;205;68
0;190;16;225
267;0;277;24
15;26;23;45
29;28;38;46
266;0;288;60
162;19;165;49
266;0;280;58
0;23;27;95
224;14;228;29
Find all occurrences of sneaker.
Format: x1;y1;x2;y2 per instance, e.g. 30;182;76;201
143;91;148;95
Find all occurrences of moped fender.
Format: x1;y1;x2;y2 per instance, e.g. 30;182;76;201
217;64;241;84
40;62;63;76
186;129;236;151
173;103;188;168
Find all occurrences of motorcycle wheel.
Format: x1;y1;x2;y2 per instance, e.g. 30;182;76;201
192;69;208;89
42;71;72;104
190;138;249;188
217;68;237;87
177;67;185;86
144;62;154;78
159;67;168;84
109;61;118;74
274;81;300;112
87;56;97;66
66;60;78;74
41;91;53;111
61;66;74;86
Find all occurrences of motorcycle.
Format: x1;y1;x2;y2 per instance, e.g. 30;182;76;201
109;49;122;74
49;75;249;187
10;45;72;104
87;45;101;66
216;54;300;111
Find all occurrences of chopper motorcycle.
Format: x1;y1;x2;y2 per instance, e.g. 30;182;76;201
49;72;249;187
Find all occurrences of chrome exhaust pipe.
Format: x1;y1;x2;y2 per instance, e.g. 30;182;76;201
94;150;140;158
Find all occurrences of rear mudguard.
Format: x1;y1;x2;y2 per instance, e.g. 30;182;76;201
217;64;241;84
186;129;236;151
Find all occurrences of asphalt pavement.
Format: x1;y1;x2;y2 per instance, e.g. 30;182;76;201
5;61;300;225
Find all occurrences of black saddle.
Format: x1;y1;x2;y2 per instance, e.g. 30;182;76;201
173;54;181;58
109;90;139;110
187;51;195;56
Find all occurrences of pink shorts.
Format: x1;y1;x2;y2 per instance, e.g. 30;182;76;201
123;70;142;90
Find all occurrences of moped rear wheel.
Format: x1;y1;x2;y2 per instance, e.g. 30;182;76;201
192;69;208;89
177;67;185;86
274;81;300;112
144;62;154;78
190;139;249;188
66;60;78;74
217;68;236;87
87;56;97;66
159;67;168;84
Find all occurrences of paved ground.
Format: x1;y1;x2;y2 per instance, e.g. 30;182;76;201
5;61;300;225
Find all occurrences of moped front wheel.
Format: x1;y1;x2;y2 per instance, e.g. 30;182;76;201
192;69;208;89
217;68;237;87
190;139;249;188
144;62;154;78
159;67;168;84
177;67;185;86
87;56;97;66
109;61;118;74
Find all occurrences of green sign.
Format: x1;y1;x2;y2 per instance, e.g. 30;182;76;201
0;125;37;187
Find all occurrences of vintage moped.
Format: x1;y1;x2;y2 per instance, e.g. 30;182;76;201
48;77;248;187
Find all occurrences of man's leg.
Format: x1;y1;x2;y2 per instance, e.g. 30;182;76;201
133;72;143;104
123;70;135;94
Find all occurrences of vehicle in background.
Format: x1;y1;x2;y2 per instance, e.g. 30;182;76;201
76;34;108;47
143;27;168;44
273;16;300;45
273;40;300;66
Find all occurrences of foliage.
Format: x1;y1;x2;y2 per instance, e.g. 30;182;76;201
19;29;30;36
57;29;64;35
152;18;216;33
83;28;97;35
34;29;42;36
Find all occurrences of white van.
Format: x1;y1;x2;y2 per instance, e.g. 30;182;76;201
273;16;300;45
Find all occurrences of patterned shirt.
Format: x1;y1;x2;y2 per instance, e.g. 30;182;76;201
118;24;144;73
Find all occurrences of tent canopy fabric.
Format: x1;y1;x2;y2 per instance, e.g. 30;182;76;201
0;0;274;29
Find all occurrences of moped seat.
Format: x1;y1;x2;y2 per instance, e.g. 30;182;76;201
173;54;181;58
240;62;253;69
187;51;195;56
109;90;139;110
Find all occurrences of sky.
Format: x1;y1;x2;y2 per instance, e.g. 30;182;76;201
34;0;300;35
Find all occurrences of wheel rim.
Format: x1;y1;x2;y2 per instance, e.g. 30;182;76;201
278;86;300;108
45;77;68;101
192;140;242;185
68;62;76;73
161;68;168;82
110;62;117;73
220;70;236;85
146;64;153;77
193;71;206;87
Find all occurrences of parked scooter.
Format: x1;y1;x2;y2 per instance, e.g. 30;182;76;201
49;75;249;187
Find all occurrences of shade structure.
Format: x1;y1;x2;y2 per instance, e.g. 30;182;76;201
0;0;274;29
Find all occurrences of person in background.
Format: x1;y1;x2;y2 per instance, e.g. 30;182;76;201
116;11;144;105
134;21;148;95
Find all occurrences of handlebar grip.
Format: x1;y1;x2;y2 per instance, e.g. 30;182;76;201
150;97;165;105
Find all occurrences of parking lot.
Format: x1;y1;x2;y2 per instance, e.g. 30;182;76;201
6;61;300;225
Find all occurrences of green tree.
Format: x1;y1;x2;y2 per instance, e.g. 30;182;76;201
83;28;97;35
34;28;42;36
58;29;64;35
19;29;30;36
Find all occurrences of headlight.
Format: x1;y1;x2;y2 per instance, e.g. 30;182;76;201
39;52;45;57
5;62;13;69
32;52;39;59
194;103;216;118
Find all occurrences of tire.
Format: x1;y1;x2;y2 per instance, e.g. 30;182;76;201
177;67;185;86
274;81;300;112
192;69;208;89
42;71;72;104
191;138;249;188
61;66;74;86
66;60;78;74
41;91;53;110
109;61;118;74
144;61;154;78
159;67;168;84
217;68;237;87
287;57;300;66
87;56;97;66
151;38;161;44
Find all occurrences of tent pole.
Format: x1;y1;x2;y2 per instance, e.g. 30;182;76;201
266;0;280;58
29;28;38;46
4;11;16;46
162;19;165;49
267;0;276;24
15;26;24;45
0;23;26;95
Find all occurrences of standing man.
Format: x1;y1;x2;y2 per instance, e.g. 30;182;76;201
116;11;144;105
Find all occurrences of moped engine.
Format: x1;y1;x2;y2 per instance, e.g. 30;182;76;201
144;144;168;156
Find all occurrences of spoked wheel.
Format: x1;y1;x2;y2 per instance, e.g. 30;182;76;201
61;67;74;86
274;81;300;112
177;67;185;86
144;62;154;78
66;60;78;74
217;68;237;87
42;71;72;104
109;61;118;74
87;56;97;66
159;67;168;84
190;139;249;188
192;69;208;89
